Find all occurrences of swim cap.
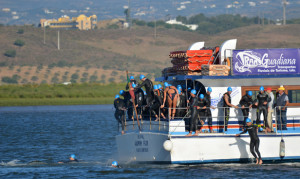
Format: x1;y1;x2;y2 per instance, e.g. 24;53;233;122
188;87;191;91
112;161;118;167
191;89;196;95
177;85;182;89
260;86;264;91
177;86;182;90
158;84;162;89
119;90;125;95
247;91;253;96
199;94;204;99
140;74;145;80
246;118;251;123
70;154;76;159
227;87;232;92
115;94;120;99
154;85;158;90
130;76;134;80
164;82;169;87
207;87;212;92
132;83;136;88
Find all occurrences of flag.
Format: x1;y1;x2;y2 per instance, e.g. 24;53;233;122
126;71;130;83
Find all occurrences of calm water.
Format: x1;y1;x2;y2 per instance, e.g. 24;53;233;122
1;104;300;178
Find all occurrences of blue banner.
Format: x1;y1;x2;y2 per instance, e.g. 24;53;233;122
232;48;300;75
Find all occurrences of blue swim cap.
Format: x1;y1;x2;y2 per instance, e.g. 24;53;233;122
191;89;196;95
154;85;158;90
177;86;182;90
164;82;168;87
70;154;76;159
259;127;263;132
115;94;120;99
188;87;192;91
199;94;204;99
178;89;182;94
247;91;253;96
227;87;232;92
246;118;252;123
207;87;212;92
119;90;125;95
158;84;162;89
140;74;145;80
132;83;136;88
130;76;134;80
112;161;118;166
142;89;146;95
177;85;182;89
260;86;264;91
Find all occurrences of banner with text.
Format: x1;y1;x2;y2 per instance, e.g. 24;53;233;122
232;48;300;75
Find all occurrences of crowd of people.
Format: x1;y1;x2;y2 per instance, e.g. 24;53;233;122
114;75;289;135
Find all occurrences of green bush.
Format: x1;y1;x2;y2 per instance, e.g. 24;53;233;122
17;29;24;34
2;76;18;84
4;49;16;57
107;24;119;29
14;39;25;47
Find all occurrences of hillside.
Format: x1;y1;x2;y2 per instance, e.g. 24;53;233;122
1;24;300;84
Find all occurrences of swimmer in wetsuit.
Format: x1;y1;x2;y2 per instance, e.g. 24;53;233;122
161;82;179;120
58;154;79;164
236;118;263;165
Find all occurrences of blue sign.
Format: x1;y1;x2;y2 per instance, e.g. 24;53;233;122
232;48;300;75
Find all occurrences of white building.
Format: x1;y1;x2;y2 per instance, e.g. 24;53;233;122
166;19;198;31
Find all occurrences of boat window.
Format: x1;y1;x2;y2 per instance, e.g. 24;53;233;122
288;90;300;103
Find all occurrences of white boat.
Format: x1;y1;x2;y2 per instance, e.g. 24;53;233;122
116;40;300;164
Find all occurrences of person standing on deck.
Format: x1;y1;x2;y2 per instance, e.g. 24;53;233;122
274;86;289;130
161;83;179;120
254;86;271;132
204;87;216;133
132;83;144;120
198;94;209;133
186;89;199;136
114;95;126;135
135;75;154;107
236;118;263;165
152;85;166;120
223;87;239;131
266;88;275;132
239;91;254;127
120;90;133;121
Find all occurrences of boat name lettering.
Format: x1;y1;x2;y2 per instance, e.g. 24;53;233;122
136;148;148;152
135;140;148;147
137;134;144;139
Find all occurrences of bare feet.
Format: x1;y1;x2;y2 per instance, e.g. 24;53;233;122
193;131;199;136
259;159;263;165
122;131;125;135
256;158;259;164
186;132;192;136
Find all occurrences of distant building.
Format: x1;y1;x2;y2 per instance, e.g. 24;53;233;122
2;8;10;12
166;19;198;31
40;14;97;30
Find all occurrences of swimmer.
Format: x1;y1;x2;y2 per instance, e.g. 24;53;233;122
58;154;79;164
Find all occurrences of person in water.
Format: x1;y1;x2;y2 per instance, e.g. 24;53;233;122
58;154;79;164
112;161;120;168
236;118;263;165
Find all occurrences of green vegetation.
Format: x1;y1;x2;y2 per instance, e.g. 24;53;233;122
4;49;16;57
0;83;127;106
17;29;24;34
14;39;25;47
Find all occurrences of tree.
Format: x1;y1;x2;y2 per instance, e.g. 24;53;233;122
31;76;38;82
17;29;24;34
14;39;25;47
108;77;115;83
51;76;59;83
4;49;16;57
89;75;98;82
71;73;79;80
2;76;18;84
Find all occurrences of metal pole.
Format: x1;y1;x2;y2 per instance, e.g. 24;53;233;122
57;30;60;50
43;27;46;44
283;0;287;25
159;108;161;131
224;107;226;133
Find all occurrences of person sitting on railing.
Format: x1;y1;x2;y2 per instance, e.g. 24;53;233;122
161;83;179;120
236;118;263;165
223;87;239;131
132;83;144;120
186;89;199;136
114;94;126;135
198;94;209;133
239;91;254;127
274;86;289;130
119;90;133;121
204;87;216;133
153;85;166;121
254;86;271;132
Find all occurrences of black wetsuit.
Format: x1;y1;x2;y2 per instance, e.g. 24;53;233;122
198;98;209;125
150;90;162;117
189;96;199;132
59;159;79;163
239;124;261;160
255;92;271;128
222;92;231;131
136;78;154;106
239;94;254;126
176;93;187;117
134;88;145;117
122;91;133;120
114;98;126;131
204;93;213;127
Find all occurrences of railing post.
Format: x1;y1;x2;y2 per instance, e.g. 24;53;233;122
150;110;152;130
124;110;127;132
223;107;225;133
159;108;161;131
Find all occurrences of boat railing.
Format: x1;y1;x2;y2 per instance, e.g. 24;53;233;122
117;105;300;135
